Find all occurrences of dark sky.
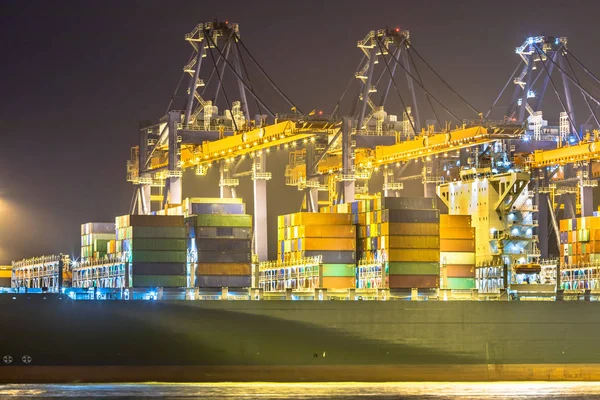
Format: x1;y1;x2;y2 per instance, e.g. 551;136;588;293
1;0;599;263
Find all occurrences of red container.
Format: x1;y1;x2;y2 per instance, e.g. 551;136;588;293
388;274;439;289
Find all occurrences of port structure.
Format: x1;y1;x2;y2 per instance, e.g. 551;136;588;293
11;255;71;293
120;26;600;300
126;21;339;261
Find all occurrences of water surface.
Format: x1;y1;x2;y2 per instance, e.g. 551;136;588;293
2;382;600;399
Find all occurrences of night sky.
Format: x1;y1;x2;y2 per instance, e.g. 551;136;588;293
1;0;599;263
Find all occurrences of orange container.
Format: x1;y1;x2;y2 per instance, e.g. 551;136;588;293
321;276;355;289
559;219;569;232
301;238;355;251
446;265;475;278
440;214;471;228
440;227;475;240
389;274;439;289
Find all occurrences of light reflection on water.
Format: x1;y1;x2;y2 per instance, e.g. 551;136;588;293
1;382;600;399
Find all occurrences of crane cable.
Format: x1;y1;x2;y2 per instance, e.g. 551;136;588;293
375;39;416;135
377;37;463;124
234;33;304;115
408;44;483;119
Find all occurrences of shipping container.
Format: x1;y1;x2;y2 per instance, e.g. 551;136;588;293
196;275;252;288
196;263;252;275
446;277;476;290
440;252;476;265
304;250;356;264
117;226;186;240
184;197;242;205
385;236;440;249
382;209;439;223
131;274;187;288
440;227;475;239
196;250;251;263
81;222;115;235
440;214;472;228
131;263;186;275
298;237;355;251
297;225;356;238
194;238;251;251
116;214;184;229
284;212;352;227
380;197;437;211
189;203;245;215
440;239;475;252
388;262;440;275
194;227;251;239
388;249;440;262
388;274;439;289
191;214;252;228
321;276;355;289
130;250;187;263
445;265;475;278
123;238;187;251
383;222;440;236
322;264;356;277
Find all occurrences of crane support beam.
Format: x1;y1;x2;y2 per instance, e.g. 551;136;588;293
253;150;268;262
528;140;600;167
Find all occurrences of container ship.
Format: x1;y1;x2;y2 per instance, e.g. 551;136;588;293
4;22;600;382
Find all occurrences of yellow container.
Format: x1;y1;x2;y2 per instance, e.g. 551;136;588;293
385;236;440;249
301;225;356;238
291;212;352;226
301;238;355;251
382;222;439;236
389;249;440;262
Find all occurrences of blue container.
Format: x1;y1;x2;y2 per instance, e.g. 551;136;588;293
304;250;356;264
190;203;245;215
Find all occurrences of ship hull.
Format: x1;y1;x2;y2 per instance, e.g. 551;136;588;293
2;294;600;382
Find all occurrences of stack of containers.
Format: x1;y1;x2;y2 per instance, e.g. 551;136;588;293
559;216;600;266
115;215;187;288
440;214;476;290
277;212;356;289
186;198;253;288
81;222;116;261
354;197;440;289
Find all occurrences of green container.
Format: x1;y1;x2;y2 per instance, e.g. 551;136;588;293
131;274;187;288
446;277;476;290
192;214;252;228
388;262;440;275
129;238;187;251
129;226;186;239
95;239;110;253
322;264;356;277
130;250;187;263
